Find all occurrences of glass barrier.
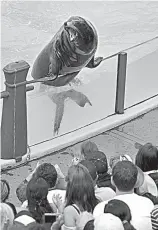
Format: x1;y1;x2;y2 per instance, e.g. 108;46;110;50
124;38;158;109
27;56;117;146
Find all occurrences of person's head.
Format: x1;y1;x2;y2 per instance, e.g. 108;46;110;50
112;161;143;193
135;143;158;172
94;213;124;230
104;199;136;230
1;179;10;202
33;163;58;188
79;160;98;185
26;177;52;223
0;203;15;230
84;220;94;230
89;151;108;175
65;164;99;212
110;155;133;169
81;141;98;159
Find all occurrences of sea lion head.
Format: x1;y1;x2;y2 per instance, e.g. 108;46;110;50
64;16;98;55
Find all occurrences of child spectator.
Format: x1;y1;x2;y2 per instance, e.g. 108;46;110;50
63;164;99;230
135;143;158;192
93;161;154;230
104;199;136;230
79;160;116;201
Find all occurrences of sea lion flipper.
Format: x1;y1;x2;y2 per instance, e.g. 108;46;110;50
66;89;92;107
54;101;65;135
49;92;66;135
86;56;103;68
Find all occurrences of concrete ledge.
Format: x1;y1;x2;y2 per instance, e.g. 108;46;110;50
1;95;158;170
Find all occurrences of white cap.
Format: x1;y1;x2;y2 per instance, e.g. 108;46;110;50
94;213;124;230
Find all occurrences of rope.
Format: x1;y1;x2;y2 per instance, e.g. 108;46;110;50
102;36;158;61
3;36;158;89
4;75;58;88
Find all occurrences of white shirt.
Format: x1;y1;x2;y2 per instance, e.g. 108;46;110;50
93;193;154;230
95;186;116;201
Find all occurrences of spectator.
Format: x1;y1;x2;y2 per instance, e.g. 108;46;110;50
79;160;116;201
71;141;99;166
0;202;15;230
94;213;124;230
19;177;53;224
135;143;158;192
81;141;98;159
63;164;99;229
1;179;10;202
17;162;66;203
82;150;114;190
104;199;136;230
93;161;154;230
151;205;158;230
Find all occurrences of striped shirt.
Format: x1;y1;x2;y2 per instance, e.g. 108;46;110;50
151;206;158;230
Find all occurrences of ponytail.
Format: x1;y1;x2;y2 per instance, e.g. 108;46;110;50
122;220;136;230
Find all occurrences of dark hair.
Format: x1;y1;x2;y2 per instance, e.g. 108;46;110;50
81;141;98;157
26;177;53;223
104;199;136;230
33;163;57;188
112;161;137;191
1;179;10;202
27;222;49;230
142;193;158;205
135;143;158;172
65;165;99;212
79;160;98;181
84;220;94;230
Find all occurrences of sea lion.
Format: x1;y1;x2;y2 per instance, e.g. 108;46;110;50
31;16;103;134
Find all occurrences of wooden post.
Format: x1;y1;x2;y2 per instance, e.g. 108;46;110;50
115;52;127;114
1;61;30;160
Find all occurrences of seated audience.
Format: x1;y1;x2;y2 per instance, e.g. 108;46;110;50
1;179;10;202
104;199;136;230
151;205;158;230
93;161;154;230
79;160;116;201
63;164;99;230
135;143;158;191
16;162;66;203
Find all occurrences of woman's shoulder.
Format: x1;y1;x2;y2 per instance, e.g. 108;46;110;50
64;205;80;215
